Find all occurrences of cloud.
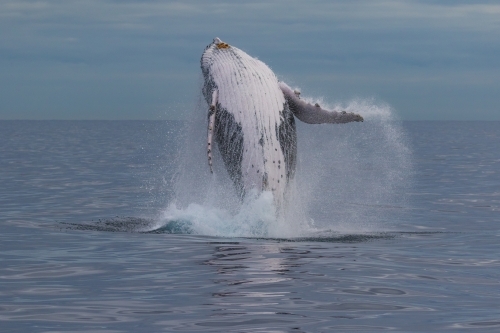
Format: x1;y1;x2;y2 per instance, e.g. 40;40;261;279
0;0;499;119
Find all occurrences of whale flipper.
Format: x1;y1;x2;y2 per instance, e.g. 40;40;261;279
207;89;218;173
279;82;363;124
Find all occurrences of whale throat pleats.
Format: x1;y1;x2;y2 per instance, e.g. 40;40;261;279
201;39;297;205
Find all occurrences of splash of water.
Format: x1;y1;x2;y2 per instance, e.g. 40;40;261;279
154;189;314;237
155;95;412;238
295;98;412;234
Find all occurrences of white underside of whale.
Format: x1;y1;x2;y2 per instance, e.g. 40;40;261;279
202;41;288;204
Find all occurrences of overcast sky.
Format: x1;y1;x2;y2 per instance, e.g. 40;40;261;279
1;0;499;120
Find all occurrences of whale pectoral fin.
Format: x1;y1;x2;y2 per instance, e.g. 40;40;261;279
207;89;218;173
279;81;364;124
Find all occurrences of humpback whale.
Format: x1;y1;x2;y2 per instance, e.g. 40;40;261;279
201;37;363;210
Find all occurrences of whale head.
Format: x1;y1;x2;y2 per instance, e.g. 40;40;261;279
201;37;234;96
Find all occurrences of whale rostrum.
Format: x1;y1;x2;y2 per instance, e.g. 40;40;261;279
201;37;363;209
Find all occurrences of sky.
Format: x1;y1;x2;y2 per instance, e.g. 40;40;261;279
1;0;499;120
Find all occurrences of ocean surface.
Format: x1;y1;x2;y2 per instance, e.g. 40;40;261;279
1;118;499;332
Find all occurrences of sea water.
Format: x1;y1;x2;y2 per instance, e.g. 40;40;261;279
0;117;499;332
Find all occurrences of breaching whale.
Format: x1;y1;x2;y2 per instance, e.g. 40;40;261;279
201;37;363;210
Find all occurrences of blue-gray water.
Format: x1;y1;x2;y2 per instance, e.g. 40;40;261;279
1;120;499;332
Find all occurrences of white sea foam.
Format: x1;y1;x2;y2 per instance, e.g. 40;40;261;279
156;189;316;238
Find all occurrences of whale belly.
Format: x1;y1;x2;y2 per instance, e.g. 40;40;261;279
202;45;296;205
